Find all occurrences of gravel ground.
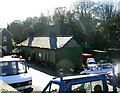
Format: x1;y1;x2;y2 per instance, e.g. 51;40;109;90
28;62;56;76
28;63;55;92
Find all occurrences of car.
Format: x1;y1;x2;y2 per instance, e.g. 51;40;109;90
86;58;98;70
42;70;117;93
0;55;33;92
108;63;120;75
107;63;120;86
82;62;120;87
98;63;114;70
80;63;114;77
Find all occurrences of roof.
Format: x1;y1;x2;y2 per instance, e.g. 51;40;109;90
92;50;107;53
0;56;25;62
18;36;73;49
0;28;13;36
0;28;4;32
82;53;93;56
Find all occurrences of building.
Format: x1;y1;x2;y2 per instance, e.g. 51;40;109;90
17;36;83;74
0;28;14;56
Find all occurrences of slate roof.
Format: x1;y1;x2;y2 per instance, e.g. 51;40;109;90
18;36;73;49
0;28;13;36
0;28;4;32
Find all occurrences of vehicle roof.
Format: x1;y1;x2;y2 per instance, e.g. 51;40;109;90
0;56;25;62
100;63;113;65
80;69;111;74
99;63;114;68
53;73;106;82
87;58;95;62
82;53;93;56
87;58;95;60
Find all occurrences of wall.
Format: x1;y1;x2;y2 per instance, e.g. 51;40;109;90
2;29;13;55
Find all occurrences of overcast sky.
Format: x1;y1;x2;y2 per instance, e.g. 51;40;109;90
0;0;76;28
0;0;119;28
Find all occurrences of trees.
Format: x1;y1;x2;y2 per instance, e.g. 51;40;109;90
93;1;120;49
8;20;28;44
71;1;96;46
52;7;73;36
8;15;51;43
7;1;120;49
108;12;120;48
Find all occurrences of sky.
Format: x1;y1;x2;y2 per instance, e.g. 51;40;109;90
0;0;76;28
0;0;119;28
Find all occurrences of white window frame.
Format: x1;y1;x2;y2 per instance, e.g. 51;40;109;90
3;46;7;51
3;36;7;42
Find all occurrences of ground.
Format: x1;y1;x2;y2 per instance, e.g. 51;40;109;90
28;63;55;91
27;58;120;92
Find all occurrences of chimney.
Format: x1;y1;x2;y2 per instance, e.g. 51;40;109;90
28;37;34;46
49;33;57;49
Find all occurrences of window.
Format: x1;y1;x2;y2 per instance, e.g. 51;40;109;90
3;36;7;42
3;46;7;51
71;80;103;93
38;53;42;57
72;82;91;93
44;83;59;93
0;61;26;76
